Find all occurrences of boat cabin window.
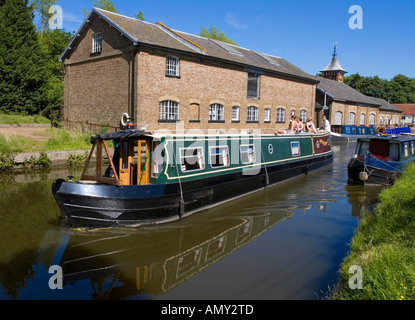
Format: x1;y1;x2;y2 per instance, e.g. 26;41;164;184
412;142;415;155
389;143;399;161
358;141;370;155
240;145;255;164
180;147;204;172
209;146;230;168
404;143;410;158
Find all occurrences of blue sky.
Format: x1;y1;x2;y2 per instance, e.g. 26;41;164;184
55;0;415;80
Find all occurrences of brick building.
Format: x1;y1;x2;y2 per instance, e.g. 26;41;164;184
60;8;318;134
393;104;415;126
315;48;402;129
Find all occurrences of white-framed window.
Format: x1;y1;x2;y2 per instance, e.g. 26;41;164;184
264;108;271;122
360;113;365;126
166;56;179;76
159;100;179;121
232;106;240;122
276;108;285;123
247;106;258;122
385;116;390;125
209;146;230;168
369;113;375;126
348;112;356;125
299;110;307;123
247;73;259;98
92;33;103;53
180;147;204;172
379;115;384;125
334;111;343;125
291;141;301;157
240;145;256;164
209;103;224;122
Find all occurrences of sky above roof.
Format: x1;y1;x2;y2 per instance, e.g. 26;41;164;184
55;0;415;80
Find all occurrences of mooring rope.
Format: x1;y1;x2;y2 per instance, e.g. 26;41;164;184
366;152;415;181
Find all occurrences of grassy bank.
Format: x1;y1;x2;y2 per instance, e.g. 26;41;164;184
0;112;50;125
0;128;92;154
331;163;415;300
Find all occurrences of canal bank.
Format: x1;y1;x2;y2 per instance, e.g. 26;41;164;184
330;163;415;300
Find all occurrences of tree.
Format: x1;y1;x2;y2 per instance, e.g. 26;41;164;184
29;0;56;32
38;29;73;119
0;0;51;115
135;11;144;21
198;25;238;45
83;0;117;15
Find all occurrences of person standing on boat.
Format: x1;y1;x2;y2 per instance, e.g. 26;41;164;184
321;115;331;133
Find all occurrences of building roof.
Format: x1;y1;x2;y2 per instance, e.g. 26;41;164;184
392;104;415;115
315;76;379;106
320;55;347;73
60;8;317;84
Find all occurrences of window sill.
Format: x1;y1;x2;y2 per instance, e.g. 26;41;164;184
246;121;259;123
208;120;225;123
90;51;102;57
276;121;286;124
158;119;180;123
264;121;271;124
232;120;240;123
165;74;181;79
189;120;200;123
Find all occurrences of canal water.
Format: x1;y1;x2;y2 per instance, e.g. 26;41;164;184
0;142;384;300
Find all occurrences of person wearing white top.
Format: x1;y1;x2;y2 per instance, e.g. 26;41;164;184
322;115;331;133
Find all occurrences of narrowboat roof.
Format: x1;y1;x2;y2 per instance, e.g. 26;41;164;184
90;129;151;144
357;135;415;143
90;129;323;143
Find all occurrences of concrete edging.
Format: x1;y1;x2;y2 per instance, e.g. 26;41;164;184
14;149;89;165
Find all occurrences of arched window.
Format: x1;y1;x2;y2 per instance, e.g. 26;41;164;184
369;113;375;126
299;110;307;123
348;112;356;125
232;106;240;122
360;113;365;126
334;111;343;125
379;115;384;125
247;106;258;122
264;108;271;122
159;100;179;121
209;103;224;122
276;108;285;123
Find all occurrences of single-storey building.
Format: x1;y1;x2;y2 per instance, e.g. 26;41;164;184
315;49;402;130
60;8;318;134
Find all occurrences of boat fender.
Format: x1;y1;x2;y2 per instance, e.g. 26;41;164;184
358;171;369;181
120;113;129;127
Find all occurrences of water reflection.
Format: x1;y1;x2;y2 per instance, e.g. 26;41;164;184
60;208;293;300
0;142;389;300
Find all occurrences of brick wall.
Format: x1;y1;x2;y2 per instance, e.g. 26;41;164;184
63;18;316;134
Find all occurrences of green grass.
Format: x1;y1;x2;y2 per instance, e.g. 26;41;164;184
330;163;415;300
0;112;50;125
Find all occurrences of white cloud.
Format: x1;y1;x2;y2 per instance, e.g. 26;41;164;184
225;12;248;29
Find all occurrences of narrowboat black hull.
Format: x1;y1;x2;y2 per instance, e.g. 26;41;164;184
52;153;333;228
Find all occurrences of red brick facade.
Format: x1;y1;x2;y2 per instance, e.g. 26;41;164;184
62;10;317;134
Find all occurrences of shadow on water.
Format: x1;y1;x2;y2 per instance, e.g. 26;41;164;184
0;143;385;300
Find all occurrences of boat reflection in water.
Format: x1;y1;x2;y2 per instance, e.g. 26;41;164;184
60;206;293;300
